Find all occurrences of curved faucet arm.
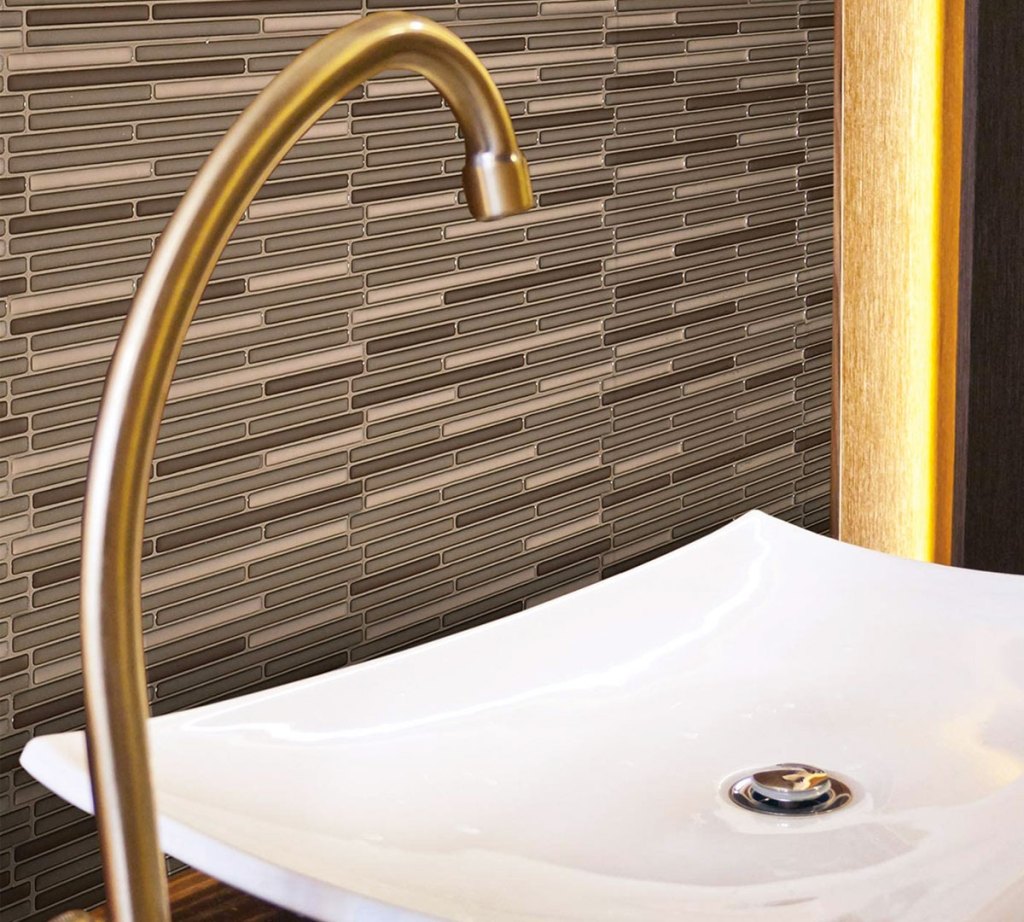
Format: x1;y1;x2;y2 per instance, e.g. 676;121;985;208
80;13;532;921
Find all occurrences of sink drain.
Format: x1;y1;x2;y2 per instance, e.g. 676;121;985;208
729;763;852;815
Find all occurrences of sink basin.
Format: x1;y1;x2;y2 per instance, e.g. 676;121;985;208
22;511;1024;920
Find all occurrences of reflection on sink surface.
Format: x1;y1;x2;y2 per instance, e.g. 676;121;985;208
22;512;1024;920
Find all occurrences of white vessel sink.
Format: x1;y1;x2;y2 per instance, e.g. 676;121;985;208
22;512;1024;921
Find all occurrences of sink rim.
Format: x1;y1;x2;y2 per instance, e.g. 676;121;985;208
21;511;1024;922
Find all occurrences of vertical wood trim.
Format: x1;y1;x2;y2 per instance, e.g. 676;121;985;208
830;0;844;539
834;0;964;562
951;0;979;565
934;0;965;564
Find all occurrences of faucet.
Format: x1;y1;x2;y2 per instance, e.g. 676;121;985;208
78;13;532;920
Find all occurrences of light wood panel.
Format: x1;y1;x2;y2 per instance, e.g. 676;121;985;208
834;0;964;562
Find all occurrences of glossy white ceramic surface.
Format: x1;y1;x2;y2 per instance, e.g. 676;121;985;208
22;512;1024;921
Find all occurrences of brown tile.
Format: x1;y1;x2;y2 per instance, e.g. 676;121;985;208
351;355;524;409
28;20;259;50
155;411;363;477
25;5;148;26
153;0;360;18
31;254;152;291
3;1;832;909
8;59;246;93
9;203;133;236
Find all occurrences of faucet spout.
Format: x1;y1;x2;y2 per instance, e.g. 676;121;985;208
78;13;531;921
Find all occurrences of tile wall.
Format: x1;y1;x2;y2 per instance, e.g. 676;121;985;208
0;0;833;916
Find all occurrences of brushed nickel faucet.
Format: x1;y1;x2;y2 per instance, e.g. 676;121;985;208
78;14;532;919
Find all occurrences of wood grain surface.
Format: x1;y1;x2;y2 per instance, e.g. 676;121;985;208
953;2;1024;574
834;0;963;562
88;870;309;921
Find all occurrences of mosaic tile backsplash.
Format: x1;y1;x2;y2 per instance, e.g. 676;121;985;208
0;0;833;916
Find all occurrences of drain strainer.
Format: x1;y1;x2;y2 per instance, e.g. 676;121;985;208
729;763;852;815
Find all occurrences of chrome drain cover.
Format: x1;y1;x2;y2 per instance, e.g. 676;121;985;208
729;763;852;816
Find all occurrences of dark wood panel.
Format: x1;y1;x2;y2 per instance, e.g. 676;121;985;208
953;1;1024;574
89;869;308;921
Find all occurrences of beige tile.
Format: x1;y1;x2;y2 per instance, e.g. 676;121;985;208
31;339;115;372
8;46;132;70
10;441;90;478
529;153;604;177
364;387;456;424
0;513;31;539
525;454;603;490
27;161;151;192
250;602;350;647
263;13;359;33
264;429;362;467
365;75;434;99
540;361;613;393
493;67;543;88
144;599;263;649
527;92;605;114
482;46;613;72
523;511;603;550
187;313;262;341
302;119;349;140
249;468;350;509
155;73;272;100
365;445;533;510
352;292;443;325
9;279;134;316
167;344;360;401
365;190;458;220
446;321;601;371
247;188;350;219
248;258;349;293
443;381;593;437
606;12;675;28
544;0;615;12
